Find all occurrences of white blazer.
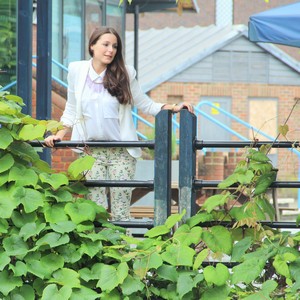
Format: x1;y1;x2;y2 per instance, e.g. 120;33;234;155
60;60;164;158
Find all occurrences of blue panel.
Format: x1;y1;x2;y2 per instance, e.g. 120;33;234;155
248;2;300;48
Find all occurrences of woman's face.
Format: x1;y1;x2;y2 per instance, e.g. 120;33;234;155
90;33;118;67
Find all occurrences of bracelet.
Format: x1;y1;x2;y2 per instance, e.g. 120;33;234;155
171;103;177;112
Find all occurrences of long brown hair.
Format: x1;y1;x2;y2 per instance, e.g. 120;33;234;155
88;27;132;105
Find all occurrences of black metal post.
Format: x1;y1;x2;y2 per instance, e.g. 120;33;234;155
154;110;172;225
179;110;197;221
36;0;52;164
17;0;32;115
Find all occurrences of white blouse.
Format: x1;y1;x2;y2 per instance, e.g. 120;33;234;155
81;65;121;141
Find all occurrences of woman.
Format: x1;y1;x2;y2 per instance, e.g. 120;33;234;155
45;27;194;221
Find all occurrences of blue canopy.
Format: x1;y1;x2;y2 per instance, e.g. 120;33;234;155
248;1;300;48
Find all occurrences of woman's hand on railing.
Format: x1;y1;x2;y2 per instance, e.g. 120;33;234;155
162;102;194;114
44;135;61;147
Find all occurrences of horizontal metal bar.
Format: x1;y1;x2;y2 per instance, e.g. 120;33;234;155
200;221;299;229
111;220;154;228
29;140;155;149
194;180;300;189
82;180;154;188
196;140;300;149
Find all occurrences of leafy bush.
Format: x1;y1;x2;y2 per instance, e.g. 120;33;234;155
0;92;300;299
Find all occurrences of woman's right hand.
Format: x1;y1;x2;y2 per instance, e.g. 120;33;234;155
44;135;62;148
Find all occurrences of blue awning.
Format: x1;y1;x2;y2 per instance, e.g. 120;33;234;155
248;1;300;48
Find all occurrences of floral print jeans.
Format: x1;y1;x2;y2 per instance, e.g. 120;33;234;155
83;147;136;221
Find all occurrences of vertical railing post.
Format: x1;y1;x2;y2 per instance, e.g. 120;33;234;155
17;0;33;115
154;110;172;226
179;109;197;222
36;0;52;164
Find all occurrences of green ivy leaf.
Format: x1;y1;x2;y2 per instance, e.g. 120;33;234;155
79;240;102;259
133;251;163;279
3;234;29;256
0;185;20;218
11;211;37;228
0;218;9;233
50;221;77;234
36;232;70;249
201;285;230;300
165;210;186;229
218;174;238;189
9;261;27;277
68;155;95;178
173;224;202;246
19;222;46;241
0;114;21;124
0;270;23;296
96;262;129;292
49;268;81;288
40;173;69;190
44;204;69;223
69;286;100;300
254;171;277;196
58;244;82;264
232;258;265;284
41;284;72;300
177;273;194;299
193;249;209;270
156;264;178;282
0;100;19;115
261;279;278;295
9;165;39;187
45;189;73;203
289;258;300;283
0;127;13;149
0;251;11;270
202;192;231;213
248;151;270;163
144;224;170;238
5;94;24;105
0;171;9;187
186;212;214;228
65;202;96;224
27;253;64;279
236;169;255;185
121;274;145;296
6;285;35;300
278;124;289;137
161;244;195;267
202;226;232;255
0;153;14;173
8;140;40;162
273;253;297;279
231;236;253;262
19;124;46;140
14;187;44;213
256;196;275;221
203;263;229;286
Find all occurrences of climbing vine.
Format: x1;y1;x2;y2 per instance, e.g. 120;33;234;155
0;91;299;299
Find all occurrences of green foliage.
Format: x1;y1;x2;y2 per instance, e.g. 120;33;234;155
0;92;299;299
0;1;17;89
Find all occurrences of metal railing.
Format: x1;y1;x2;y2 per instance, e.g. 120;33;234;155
31;109;174;227
28;109;300;232
178;110;299;228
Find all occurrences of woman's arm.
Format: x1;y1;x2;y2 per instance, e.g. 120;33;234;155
44;126;71;147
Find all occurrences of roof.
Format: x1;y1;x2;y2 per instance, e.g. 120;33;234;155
125;25;300;92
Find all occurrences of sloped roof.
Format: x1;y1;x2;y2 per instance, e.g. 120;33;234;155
125;25;300;92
